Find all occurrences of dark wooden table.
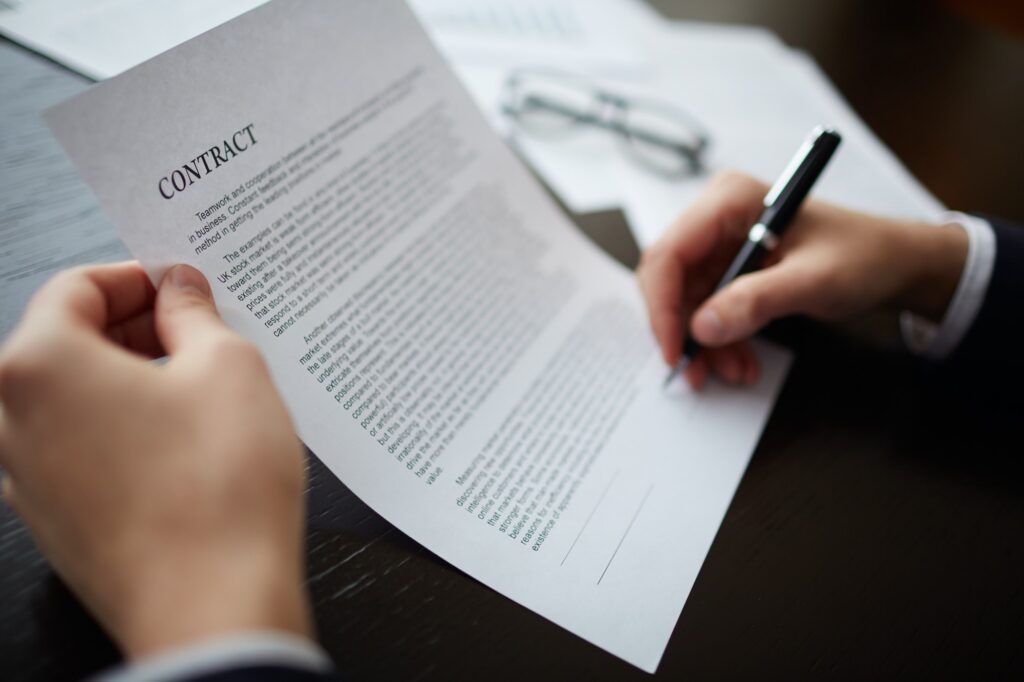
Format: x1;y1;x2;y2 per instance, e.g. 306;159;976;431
2;1;1023;679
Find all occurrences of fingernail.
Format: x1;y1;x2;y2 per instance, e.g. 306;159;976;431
167;265;209;296
692;308;724;344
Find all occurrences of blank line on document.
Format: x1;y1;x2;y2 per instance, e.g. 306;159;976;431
597;484;654;585
560;470;620;567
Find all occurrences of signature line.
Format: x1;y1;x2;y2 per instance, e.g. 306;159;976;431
597;484;654;585
560;470;620;567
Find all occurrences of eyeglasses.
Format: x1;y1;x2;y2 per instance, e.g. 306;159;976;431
501;68;711;179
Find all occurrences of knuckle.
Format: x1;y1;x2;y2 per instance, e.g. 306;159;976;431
27;270;77;308
0;347;47;400
710;169;768;201
40;266;103;301
48;266;89;287
776;264;808;290
710;168;739;185
0;317;85;401
163;289;207;315
711;168;750;190
803;265;830;292
731;279;768;323
787;265;826;310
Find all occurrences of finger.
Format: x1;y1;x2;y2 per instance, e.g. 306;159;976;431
706;346;745;385
155;265;230;355
683;355;708;391
657;171;768;264
105;311;164;358
80;261;156;324
22;262;155;333
685;342;759;389
0;263;156;394
722;340;759;386
637;250;684;366
736;341;761;385
637;171;769;366
0;263;154;399
690;262;820;347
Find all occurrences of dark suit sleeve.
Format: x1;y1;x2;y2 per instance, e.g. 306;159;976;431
941;217;1024;397
176;664;339;681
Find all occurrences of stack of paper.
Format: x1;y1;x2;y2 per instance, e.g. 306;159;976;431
411;0;946;247
0;0;268;80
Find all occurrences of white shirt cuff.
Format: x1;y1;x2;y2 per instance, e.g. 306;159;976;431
900;212;996;359
91;631;332;682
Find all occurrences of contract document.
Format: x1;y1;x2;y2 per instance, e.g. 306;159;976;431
45;0;791;672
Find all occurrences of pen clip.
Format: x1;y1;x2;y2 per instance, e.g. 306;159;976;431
762;125;826;207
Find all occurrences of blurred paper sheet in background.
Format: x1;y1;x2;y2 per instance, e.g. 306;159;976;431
407;0;655;76
0;0;267;80
0;0;947;248
411;3;947;245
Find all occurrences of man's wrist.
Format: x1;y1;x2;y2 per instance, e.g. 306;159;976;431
897;219;969;323
899;213;996;359
116;550;312;660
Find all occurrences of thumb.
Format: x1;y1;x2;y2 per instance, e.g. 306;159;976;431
155;265;228;355
690;264;818;347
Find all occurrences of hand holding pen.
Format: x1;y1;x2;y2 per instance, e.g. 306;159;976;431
638;127;970;390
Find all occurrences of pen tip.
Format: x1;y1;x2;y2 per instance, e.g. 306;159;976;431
662;357;691;389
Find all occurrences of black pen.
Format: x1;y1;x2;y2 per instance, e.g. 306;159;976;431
664;126;842;387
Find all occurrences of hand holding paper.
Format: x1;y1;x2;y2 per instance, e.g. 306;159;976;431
0;263;311;659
